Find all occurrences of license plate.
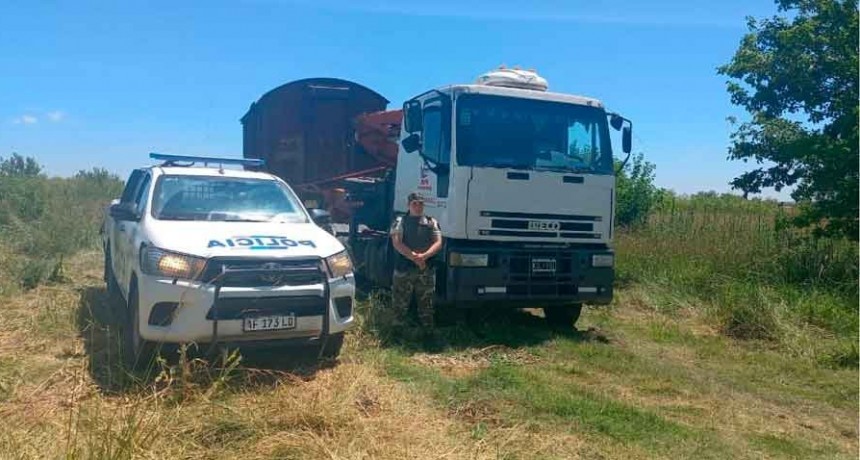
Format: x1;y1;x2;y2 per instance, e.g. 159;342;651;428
531;258;557;273
243;314;296;332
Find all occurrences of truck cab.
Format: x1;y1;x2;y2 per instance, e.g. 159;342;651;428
391;69;632;324
102;154;355;368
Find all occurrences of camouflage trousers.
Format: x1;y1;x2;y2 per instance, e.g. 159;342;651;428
391;269;436;328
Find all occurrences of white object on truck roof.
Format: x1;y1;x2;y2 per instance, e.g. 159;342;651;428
475;67;549;92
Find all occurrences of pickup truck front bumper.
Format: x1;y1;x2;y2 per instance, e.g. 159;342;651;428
135;270;355;346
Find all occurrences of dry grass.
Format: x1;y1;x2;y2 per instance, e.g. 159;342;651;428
0;250;856;459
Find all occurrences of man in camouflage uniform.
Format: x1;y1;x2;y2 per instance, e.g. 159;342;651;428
390;192;443;331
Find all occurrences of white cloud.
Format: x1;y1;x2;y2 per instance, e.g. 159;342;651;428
47;111;65;122
13;115;38;125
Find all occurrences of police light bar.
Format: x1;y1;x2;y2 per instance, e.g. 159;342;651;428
149;153;266;168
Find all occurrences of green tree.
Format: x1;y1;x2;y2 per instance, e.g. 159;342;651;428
718;0;859;239
0;153;43;177
615;153;660;227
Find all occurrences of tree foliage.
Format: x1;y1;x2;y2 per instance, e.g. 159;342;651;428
0;153;43;177
718;0;859;239
614;153;661;227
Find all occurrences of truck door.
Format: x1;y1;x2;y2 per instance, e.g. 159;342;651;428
111;169;145;297
420;96;452;200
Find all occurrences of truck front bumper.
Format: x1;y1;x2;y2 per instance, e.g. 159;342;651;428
442;244;613;308
136;273;355;345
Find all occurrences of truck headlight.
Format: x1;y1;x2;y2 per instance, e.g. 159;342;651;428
591;254;614;268
325;251;353;278
141;246;207;280
449;252;489;267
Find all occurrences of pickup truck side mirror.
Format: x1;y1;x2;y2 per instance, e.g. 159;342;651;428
308;208;331;226
401;133;421;153
109;202;140;222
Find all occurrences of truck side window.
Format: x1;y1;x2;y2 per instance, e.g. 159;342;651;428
120;169;145;204
422;107;443;163
422;101;451;198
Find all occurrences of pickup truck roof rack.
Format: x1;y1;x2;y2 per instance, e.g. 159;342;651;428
149;153;266;168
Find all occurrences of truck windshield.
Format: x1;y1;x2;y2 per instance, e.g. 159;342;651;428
151;175;308;222
456;94;613;174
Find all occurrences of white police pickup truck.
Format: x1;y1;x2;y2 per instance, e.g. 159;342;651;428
102;154;355;368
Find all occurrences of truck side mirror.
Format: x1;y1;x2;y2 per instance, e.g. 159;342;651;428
610;113;624;131
109;202;140;221
401;133;422;153
403;100;422;133
622;126;632;154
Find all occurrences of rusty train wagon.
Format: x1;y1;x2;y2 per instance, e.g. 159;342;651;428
241;78;390;194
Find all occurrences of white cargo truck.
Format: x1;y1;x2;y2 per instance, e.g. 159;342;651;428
102;154;355;368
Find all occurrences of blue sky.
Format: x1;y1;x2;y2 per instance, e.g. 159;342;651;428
0;0;788;199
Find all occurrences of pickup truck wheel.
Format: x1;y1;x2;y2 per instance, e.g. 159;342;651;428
543;304;583;331
104;249;120;300
319;333;344;360
122;283;155;371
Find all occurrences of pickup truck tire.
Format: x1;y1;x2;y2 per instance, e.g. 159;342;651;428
103;248;120;300
544;304;583;331
319;333;344;360
122;280;156;372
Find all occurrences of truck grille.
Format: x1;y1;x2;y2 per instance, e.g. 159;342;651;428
201;257;324;287
479;211;602;239
505;252;580;297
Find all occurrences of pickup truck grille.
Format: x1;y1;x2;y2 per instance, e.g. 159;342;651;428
201;257;324;287
206;295;325;320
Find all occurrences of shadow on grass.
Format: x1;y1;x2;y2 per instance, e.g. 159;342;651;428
357;289;611;356
76;286;335;395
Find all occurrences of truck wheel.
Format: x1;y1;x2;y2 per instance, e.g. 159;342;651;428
319;333;345;360
122;282;156;372
543;304;583;331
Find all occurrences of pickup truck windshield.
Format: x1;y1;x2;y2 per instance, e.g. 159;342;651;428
151;175;308;222
456;94;613;174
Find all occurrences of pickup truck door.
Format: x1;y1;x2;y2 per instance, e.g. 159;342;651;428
111;169;145;298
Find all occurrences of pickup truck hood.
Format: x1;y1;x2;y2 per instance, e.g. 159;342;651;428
145;220;344;259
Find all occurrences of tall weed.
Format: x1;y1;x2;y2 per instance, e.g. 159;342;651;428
617;197;858;367
0;166;123;292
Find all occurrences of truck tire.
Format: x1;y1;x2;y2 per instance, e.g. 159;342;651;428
544;304;583;331
122;280;156;372
319;333;345;360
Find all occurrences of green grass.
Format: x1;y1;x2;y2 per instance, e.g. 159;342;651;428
748;433;837;459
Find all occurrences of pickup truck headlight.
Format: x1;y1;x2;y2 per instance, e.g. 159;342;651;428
449;252;489;267
141;246;207;280
325;251;353;278
591;254;614;268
